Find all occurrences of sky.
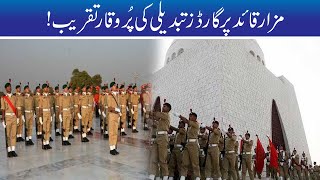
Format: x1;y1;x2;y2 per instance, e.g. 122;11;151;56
0;39;161;90
158;38;320;164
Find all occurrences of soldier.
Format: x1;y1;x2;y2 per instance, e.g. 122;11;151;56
313;162;319;180
54;85;61;136
130;84;139;133
168;120;186;180
142;85;151;130
39;83;53;150
79;85;89;142
119;84;128;136
205;119;222;180
73;86;81;133
178;109;201;180
23;84;35;146
230;138;240;180
1;81;19;157
266;146;271;179
222;126;237;180
148;102;171;180
278;145;289;180
199;123;208;179
301;152;309;180
102;85;109;139
219;133;225;174
68;86;75;139
59;84;72;146
87;86;94;135
291;148;302;180
126;84;133;128
252;148;261;179
98;85;106;133
240;131;254;180
34;84;42;139
107;81;121;155
14;83;25;142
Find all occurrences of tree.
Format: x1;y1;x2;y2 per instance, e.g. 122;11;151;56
92;74;102;86
69;69;102;90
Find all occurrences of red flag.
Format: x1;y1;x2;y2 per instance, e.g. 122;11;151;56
255;137;265;174
268;137;279;170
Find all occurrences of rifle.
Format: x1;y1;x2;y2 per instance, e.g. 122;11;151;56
239;138;244;170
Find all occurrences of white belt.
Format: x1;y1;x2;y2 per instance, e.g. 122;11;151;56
43;109;50;112
25;110;33;113
175;144;183;148
82;106;88;108
226;151;235;154
209;144;218;147
105;106;108;108
55;106;59;108
17;107;22;110
187;139;197;143
63;108;70;111
132;105;138;107
157;131;167;135
145;104;150;106
121;105;126;107
151;138;155;141
5;113;15;116
243;152;251;155
36;107;40;109
88;104;92;107
74;105;78;107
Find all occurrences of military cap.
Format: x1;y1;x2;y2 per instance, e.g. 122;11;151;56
24;85;29;90
16;83;21;89
245;130;250;137
189;109;197;118
228;125;234;131
63;84;68;89
36;84;41;90
132;83;137;89
128;83;133;88
55;84;59;90
5;83;11;88
42;83;48;89
120;84;125;89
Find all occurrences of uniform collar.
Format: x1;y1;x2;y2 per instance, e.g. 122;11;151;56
36;92;40;96
43;93;48;97
16;92;21;95
82;92;86;95
64;92;68;96
87;92;91;95
6;93;12;97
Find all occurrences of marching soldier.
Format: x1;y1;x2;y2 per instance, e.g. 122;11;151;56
15;83;25;142
99;85;107;134
142;85;151;130
312;162;319;180
292;148;302;180
240;131;254;180
179;109;201;180
73;86;81;133
301;152;309;180
39;83;53;150
23;83;35;146
54;85;61;136
278;145;289;180
205;119;222;180
198;123;208;179
168;120;186;180
59;84;72;146
34;85;42;139
68;86;75;139
1;81;19;157
127;84;133;128
119;84;128;136
107;81;121;155
130;84;139;133
79;85;89;142
102;85;109;139
87;86;94;135
229;137;240;180
222;125;237;180
219;133;225;174
148;102;171;180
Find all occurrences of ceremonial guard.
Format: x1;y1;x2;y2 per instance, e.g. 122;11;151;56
240;131;254;180
222;125;237;180
54;85;61;136
198;123;208;179
87;86;94;135
1;81;18;157
34;84;42;139
107;80;121;155
98;85;106;133
15;83;25;142
59;84;72;146
179;109;201;180
205;119;222;180
291;148;302;180
23;83;35;146
39;83;53;150
68;86;75;139
301;151;309;180
142;85;151;130
119;84;128;136
278;145;289;180
73;87;81;133
130;84;140;133
79;85;89;142
233;139;240;180
126;84;133;128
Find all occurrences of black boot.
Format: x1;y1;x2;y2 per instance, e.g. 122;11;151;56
121;132;127;136
50;137;54;142
68;134;74;139
8;151;13;158
55;131;61;136
62;141;67;146
29;140;34;145
11;151;18;157
87;131;93;135
104;134;109;139
16;137;21;142
37;134;42;139
132;129;139;133
81;137;89;142
20;137;25;142
66;141;71;145
110;149;119;155
74;129;80;133
47;144;52;149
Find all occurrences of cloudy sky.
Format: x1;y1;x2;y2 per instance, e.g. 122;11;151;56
158;38;320;163
0;39;161;89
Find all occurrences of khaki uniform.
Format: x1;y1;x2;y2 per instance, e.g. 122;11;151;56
1;94;17;147
222;134;237;180
99;93;106;130
233;141;240;180
119;92;127;130
107;92;120;147
241;139;254;180
60;93;72;139
292;154;302;180
87;93;94;131
73;92;80;130
15;93;24;136
278;150;289;179
79;92;90;136
54;93;61;132
313;165;320;180
69;93;74;134
219;135;225;173
24;94;34;138
34;93;42;135
39;93;53;143
130;93;139;129
126;92;132;127
169;128;186;177
142;92;151;127
149;112;170;177
205;128;222;179
301;156;309;180
199;132;208;179
181;120;201;178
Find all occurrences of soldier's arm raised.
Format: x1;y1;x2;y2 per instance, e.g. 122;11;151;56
170;125;179;132
179;115;189;124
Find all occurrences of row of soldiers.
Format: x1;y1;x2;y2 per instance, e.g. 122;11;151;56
1;80;152;157
147;102;318;180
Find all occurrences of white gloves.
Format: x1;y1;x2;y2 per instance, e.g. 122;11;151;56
98;109;101;115
39;117;43;125
126;107;129;112
173;112;180;117
143;108;146;113
22;115;26;122
102;112;106;118
115;108;121;113
59;114;63;122
131;109;134;114
2;121;6;128
17;118;19;124
51;116;53;122
77;113;82;119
